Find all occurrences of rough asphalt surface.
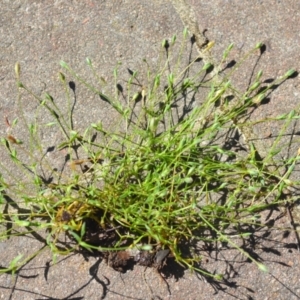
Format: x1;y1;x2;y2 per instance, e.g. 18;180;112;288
1;1;300;299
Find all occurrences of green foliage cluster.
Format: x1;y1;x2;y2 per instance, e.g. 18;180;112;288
0;30;299;278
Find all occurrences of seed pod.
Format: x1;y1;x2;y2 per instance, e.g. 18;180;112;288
15;62;21;78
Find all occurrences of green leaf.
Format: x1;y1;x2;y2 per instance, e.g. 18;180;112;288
9;254;23;272
276;113;288;120
268;148;281;157
57;141;69;150
45;122;57;127
80;222;86;238
240;232;251;238
69;231;81;243
14;219;31;227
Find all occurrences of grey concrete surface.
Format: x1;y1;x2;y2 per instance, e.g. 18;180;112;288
0;0;300;299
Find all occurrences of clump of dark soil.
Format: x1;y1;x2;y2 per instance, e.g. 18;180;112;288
76;216;185;278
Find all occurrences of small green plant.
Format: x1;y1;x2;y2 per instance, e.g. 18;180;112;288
0;30;299;280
